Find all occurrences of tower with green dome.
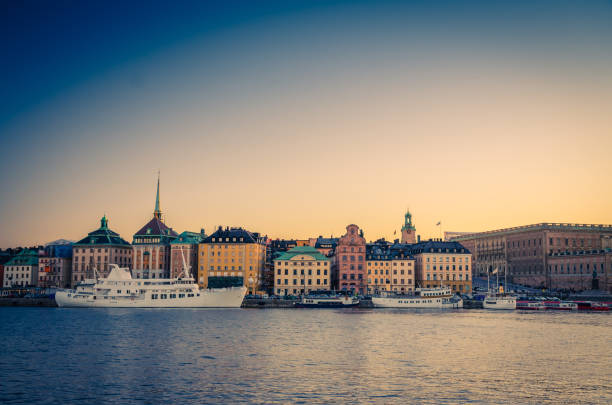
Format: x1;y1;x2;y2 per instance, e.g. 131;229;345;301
401;209;416;244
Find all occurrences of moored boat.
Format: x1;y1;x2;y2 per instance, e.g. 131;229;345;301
295;292;359;308
371;286;463;309
516;300;545;310
55;264;246;308
542;300;577;311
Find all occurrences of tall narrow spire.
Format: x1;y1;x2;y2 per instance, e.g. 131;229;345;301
154;171;162;220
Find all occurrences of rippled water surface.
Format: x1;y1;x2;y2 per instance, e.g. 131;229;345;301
1;308;610;404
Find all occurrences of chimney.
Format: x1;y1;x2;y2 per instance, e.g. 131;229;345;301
417;235;421;242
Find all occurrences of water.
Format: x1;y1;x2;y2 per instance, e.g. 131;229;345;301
0;308;610;404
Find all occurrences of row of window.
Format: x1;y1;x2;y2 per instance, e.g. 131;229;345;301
426;274;468;281
276;279;328;285
425;265;469;271
341;255;364;262
277;269;329;276
368;269;412;275
549;262;606;274
200;265;255;271
342;274;363;280
275;261;328;266
368;278;413;285
151;293;197;299
368;262;413;267
74;248;131;253
425;256;467;263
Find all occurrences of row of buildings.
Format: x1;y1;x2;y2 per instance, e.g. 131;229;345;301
2;176;611;294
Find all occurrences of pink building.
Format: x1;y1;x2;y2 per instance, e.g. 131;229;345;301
337;224;366;294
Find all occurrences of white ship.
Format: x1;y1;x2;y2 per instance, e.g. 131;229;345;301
372;286;463;309
55;261;246;308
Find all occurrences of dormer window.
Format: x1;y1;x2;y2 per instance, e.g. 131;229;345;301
146;229;151;234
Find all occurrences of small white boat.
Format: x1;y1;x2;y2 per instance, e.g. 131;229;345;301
55;262;246;308
482;268;516;310
372;286;463;309
483;293;517;310
295;292;359;308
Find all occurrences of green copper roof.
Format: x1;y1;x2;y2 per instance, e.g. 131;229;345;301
74;216;131;247
171;231;205;245
274;246;329;261
6;249;39;266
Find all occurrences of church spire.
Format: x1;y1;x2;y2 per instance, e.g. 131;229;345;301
154;171;162;220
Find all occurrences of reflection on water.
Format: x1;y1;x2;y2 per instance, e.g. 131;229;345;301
0;308;610;404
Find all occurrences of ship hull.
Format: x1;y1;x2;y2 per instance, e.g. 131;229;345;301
55;286;246;308
372;296;462;309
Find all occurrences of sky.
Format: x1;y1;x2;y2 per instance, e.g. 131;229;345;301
1;0;611;247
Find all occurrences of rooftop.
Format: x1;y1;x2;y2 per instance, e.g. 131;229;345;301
202;226;263;244
449;223;612;241
74;216;131;247
274;246;330;261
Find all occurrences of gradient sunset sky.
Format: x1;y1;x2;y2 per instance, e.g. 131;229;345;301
1;0;611;247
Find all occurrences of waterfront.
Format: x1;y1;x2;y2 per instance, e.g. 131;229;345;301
0;308;610;404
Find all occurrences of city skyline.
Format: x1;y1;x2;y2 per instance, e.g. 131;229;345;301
2;0;612;247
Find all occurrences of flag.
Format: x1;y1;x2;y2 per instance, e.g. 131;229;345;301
394;230;396;235
436;221;441;226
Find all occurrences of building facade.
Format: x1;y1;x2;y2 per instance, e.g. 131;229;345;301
132;176;178;279
337;224;367;294
366;243;415;294
198;227;267;294
71;215;132;286
407;240;472;294
38;239;73;288
547;250;612;292
450;223;612;291
170;230;205;279
274;246;331;295
400;210;417;244
3;249;39;287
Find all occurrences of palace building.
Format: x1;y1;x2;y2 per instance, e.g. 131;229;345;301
449;223;612;291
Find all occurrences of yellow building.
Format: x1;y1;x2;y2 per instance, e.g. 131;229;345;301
198;226;266;294
274;246;331;295
366;244;415;294
409;240;472;294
